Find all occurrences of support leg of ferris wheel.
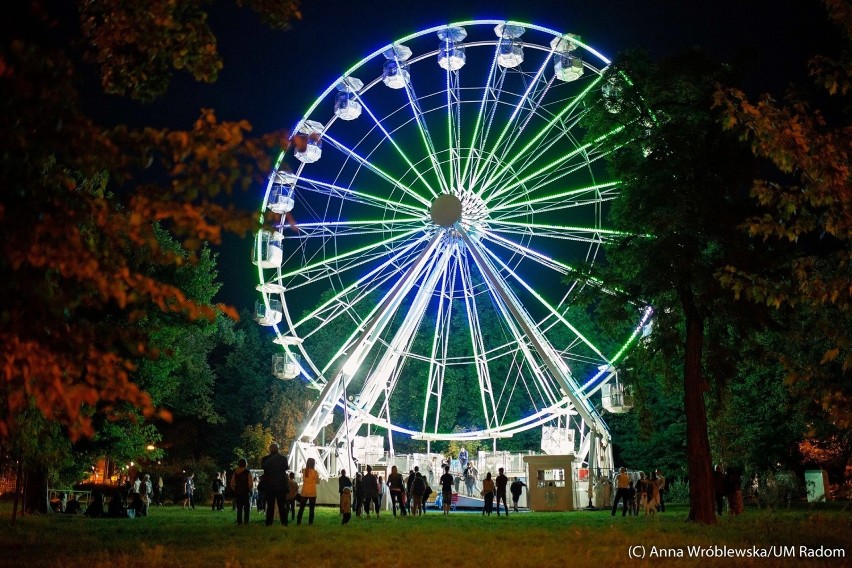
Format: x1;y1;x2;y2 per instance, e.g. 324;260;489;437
455;225;611;449
290;232;442;477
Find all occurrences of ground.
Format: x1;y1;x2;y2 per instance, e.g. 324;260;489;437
1;501;849;567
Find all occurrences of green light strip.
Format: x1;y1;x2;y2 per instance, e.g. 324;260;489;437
322;134;431;208
352;91;438;198
460;42;500;188
479;243;608;362
488;181;619;213
485;124;624;202
292;236;428;330
280;227;422;280
488;220;630;237
297;175;424;216
398;60;451;195
470;46;556;186
477;76;603;197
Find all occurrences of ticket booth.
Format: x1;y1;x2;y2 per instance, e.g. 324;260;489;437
523;455;575;511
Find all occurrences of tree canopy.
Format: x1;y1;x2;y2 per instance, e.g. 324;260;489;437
0;0;297;441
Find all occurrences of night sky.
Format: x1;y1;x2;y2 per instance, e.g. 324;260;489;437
98;0;837;312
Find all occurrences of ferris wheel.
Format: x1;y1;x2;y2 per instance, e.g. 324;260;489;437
254;20;652;478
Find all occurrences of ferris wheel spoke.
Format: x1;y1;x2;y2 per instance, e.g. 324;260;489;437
330;244;453;446
477;239;610;363
423;245;459;434
477;76;604;197
280;226;424;284
489;181;618;215
482;271;563;409
459;251;500;430
289;219;425;241
484;123;623;205
290;234;430;332
295;175;424;217
397;64;451;195
460;41;501;189
486;220;623;245
321;133;432;208
472;49;557;190
351;91;440;197
445;66;463;194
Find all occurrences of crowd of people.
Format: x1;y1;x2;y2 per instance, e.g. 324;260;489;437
610;467;667;517
609;464;745;517
51;444;535;522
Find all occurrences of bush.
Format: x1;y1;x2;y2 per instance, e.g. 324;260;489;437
665;480;690;504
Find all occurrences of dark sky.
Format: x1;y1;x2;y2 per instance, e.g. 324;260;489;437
119;0;836;311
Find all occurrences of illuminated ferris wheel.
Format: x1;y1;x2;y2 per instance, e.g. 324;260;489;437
253;20;652;478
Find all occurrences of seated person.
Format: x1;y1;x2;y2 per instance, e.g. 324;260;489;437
64;493;81;515
85;491;105;517
129;492;144;517
107;491;127;518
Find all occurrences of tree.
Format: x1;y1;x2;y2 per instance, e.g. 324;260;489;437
582;50;764;523
0;1;297;441
715;0;851;429
233;423;274;469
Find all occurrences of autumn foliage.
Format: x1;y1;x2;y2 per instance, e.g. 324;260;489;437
714;0;851;427
0;1;297;440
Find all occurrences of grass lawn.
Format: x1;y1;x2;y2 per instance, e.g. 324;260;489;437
1;501;849;567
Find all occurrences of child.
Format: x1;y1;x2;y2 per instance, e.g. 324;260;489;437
341;486;352;525
626;480;637;516
287;471;299;521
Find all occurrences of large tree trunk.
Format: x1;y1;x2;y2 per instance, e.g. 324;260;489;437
683;310;716;524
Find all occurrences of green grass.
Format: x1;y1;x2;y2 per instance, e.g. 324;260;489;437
1;502;849;567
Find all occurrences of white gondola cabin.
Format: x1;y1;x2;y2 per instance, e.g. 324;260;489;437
254;299;282;326
272;352;300;380
252;230;283;268
601;382;633;413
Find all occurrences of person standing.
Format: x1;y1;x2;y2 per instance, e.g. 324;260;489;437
353;472;364;517
439;464;454;515
458;446;469;474
495;467;510;516
183;473;195;509
481;472;496;516
211;472;224;511
610;467;631;517
422;477;432;514
231;458;253;525
509;477;527;512
338;469;352;515
297;457;320;525
138;474;152;517
655;469;666;512
377;475;385;511
363;465;380;517
340;486;352;525
713;464;726;516
156;474;164;506
261;442;289;526
387;465;406;517
411;471;426;516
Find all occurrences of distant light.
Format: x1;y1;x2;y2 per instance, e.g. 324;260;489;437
146;444;156;451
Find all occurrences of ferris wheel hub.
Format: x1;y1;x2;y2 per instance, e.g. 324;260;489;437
430;193;463;227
